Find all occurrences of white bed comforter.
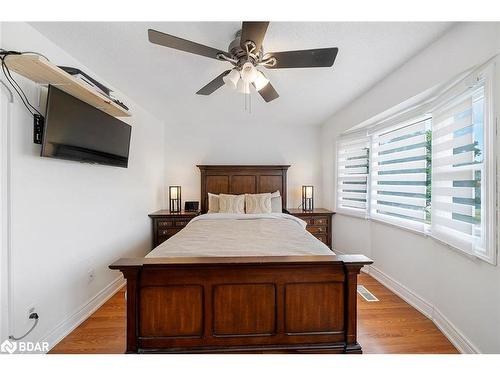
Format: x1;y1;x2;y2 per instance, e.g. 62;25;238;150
147;213;333;258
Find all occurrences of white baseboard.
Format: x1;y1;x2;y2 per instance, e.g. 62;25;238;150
41;276;125;352
334;247;478;354
432;308;479;354
365;265;434;319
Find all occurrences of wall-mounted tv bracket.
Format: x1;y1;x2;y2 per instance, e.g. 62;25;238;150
33;114;44;144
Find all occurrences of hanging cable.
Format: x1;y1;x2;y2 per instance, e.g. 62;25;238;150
0;49;46;116
4;59;42;115
0;59;35;115
8;313;39;341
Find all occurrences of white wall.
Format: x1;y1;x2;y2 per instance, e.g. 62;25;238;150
0;20;9;342
164;121;322;209
0;23;165;347
320;22;500;353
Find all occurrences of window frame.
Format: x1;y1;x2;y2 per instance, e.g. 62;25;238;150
334;60;497;265
483;65;497;265
429;65;497;265
368;115;432;234
335;135;370;219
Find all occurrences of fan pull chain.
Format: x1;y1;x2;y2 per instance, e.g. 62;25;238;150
243;92;252;114
241;86;252;114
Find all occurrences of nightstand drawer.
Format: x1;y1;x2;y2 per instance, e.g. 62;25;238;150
157;220;174;228
150;210;200;249
286;208;334;250
313;217;328;226
307;225;327;234
175;220;190;227
159;228;179;237
157;235;169;246
314;234;328;245
301;217;314;225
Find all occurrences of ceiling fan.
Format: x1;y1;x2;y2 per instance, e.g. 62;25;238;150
148;22;339;103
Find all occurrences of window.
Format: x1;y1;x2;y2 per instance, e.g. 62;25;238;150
431;73;496;263
336;136;369;215
335;61;496;264
370;118;431;232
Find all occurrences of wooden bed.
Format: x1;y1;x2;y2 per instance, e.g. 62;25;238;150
110;165;372;353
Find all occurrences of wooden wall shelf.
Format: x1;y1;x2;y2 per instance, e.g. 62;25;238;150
5;54;131;117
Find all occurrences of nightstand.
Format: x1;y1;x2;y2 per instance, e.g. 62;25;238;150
148;210;200;249
285;208;335;249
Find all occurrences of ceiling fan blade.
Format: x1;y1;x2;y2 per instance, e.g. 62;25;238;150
148;29;231;60
196;70;231;95
265;48;339;69
254;82;279;103
240;22;269;52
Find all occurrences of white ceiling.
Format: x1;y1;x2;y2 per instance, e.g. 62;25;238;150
30;22;453;127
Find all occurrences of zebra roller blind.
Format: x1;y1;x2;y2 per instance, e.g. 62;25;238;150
337;137;369;214
370;118;431;231
431;83;488;256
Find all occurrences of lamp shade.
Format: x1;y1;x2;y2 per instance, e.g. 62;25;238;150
240;62;258;83
305;186;313;199
253;70;270;91
223;68;240;89
236;78;250;94
170;187;178;199
302;185;314;211
169;185;182;212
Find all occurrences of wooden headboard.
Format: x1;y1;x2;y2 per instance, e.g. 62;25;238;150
197;165;290;213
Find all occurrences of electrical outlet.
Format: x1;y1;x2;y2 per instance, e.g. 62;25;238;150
87;269;95;283
27;305;36;319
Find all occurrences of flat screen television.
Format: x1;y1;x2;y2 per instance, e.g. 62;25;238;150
41;86;132;168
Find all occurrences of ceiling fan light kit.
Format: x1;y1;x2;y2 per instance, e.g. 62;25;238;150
253;71;270;91
236;78;250;95
240;62;258;83
224;63;269;95
223;68;240;89
148;22;339;104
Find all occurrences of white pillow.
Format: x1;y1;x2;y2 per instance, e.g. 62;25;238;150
208;193;220;213
218;194;245;214
245;193;272;214
271;190;282;213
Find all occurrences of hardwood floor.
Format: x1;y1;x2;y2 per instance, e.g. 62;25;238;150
49;273;458;354
357;273;458;354
50;287;127;354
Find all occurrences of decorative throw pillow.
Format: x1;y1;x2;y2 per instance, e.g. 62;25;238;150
207;193;220;213
245;193;272;214
218;194;245;214
270;190;282;213
208;193;219;214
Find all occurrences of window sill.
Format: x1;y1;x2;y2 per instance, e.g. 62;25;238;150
336;210;427;236
429;235;498;266
335;208;369;220
336;211;497;266
369;216;429;238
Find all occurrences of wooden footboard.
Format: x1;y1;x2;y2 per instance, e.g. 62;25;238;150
109;254;372;354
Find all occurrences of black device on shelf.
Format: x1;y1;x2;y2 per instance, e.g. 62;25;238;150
41;85;132;168
58;66;129;111
184;201;199;212
58;66;111;96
